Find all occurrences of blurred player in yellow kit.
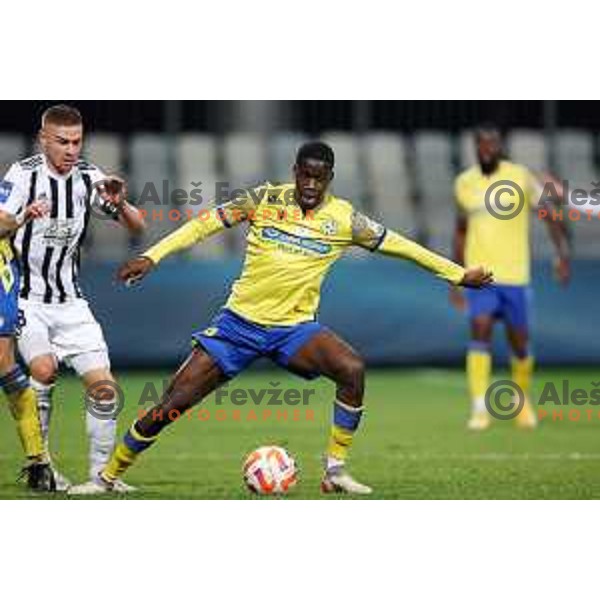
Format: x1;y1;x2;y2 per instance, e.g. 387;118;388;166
0;179;55;490
452;125;570;431
70;141;492;496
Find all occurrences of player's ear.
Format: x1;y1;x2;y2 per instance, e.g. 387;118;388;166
38;129;47;151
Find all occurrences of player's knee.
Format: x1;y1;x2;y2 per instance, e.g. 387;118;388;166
30;359;58;386
337;355;365;390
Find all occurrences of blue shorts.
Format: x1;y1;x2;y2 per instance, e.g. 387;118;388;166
465;284;531;330
191;308;326;380
0;259;20;337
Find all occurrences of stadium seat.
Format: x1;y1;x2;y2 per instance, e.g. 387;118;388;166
413;131;456;253
175;134;226;259
321;132;365;208
0;133;26;174
223;133;268;190
507;129;547;172
555;130;596;187
363;132;417;235
269;132;306;183
458;130;477;170
85;133;124;175
128;133;173;253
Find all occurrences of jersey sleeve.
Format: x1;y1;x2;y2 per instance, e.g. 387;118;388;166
350;210;387;250
142;185;266;265
0;163;29;217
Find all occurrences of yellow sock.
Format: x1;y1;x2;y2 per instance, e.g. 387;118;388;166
326;401;364;467
467;348;491;409
327;424;354;462
512;355;534;398
7;386;45;460
102;424;157;482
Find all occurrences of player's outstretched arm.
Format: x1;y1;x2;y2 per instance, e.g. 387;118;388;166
350;211;492;288
95;176;146;234
0;198;50;239
117;199;250;286
378;228;492;287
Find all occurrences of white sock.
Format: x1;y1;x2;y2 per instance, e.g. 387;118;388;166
326;455;345;472
30;378;55;447
473;396;487;414
85;396;117;481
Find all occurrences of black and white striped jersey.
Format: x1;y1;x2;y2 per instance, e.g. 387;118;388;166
1;153;106;303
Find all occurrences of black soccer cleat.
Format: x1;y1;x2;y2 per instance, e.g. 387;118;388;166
18;462;57;492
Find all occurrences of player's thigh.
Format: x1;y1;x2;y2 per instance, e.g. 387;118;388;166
465;287;498;341
501;286;530;353
18;300;56;368
0;336;16;373
51;300;108;362
161;347;228;411
286;329;365;392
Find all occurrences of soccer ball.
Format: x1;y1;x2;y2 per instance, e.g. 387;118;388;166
243;446;297;495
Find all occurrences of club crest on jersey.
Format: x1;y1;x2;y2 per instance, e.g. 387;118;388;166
202;327;218;337
320;219;338;236
0;180;14;204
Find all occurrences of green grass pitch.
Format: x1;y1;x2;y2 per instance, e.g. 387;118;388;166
2;368;600;499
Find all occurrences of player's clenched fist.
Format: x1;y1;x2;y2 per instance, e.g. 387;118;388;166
117;256;155;286
459;266;493;288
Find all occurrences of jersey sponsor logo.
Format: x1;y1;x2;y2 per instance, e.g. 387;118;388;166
320;219;338;236
0;180;14;204
42;219;77;247
261;226;331;255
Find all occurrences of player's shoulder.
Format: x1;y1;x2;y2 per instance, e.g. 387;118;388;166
75;158;102;173
17;153;43;172
326;193;354;217
455;165;480;185
500;160;532;179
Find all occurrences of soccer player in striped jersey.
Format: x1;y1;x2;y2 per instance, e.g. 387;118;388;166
2;104;146;490
452;125;570;431
70;141;492;496
0;172;55;490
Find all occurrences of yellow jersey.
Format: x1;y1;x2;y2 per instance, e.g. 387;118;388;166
455;161;539;285
144;182;466;326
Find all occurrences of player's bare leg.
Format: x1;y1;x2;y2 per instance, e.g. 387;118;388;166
287;329;372;495
28;354;71;489
505;324;536;429
69;347;227;495
467;316;494;431
0;339;55;491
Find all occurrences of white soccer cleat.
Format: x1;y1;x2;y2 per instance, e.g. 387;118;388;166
467;412;491;431
52;468;72;492
321;467;373;495
111;479;137;493
67;477;136;496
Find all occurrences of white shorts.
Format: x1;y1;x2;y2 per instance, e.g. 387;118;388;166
18;298;110;376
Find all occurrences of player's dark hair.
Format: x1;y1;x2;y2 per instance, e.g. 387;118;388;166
296;141;335;169
475;122;502;140
41;104;83;128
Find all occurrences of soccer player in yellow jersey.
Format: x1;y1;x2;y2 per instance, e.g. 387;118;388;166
70;141;492;495
0;183;55;490
452;125;570;431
